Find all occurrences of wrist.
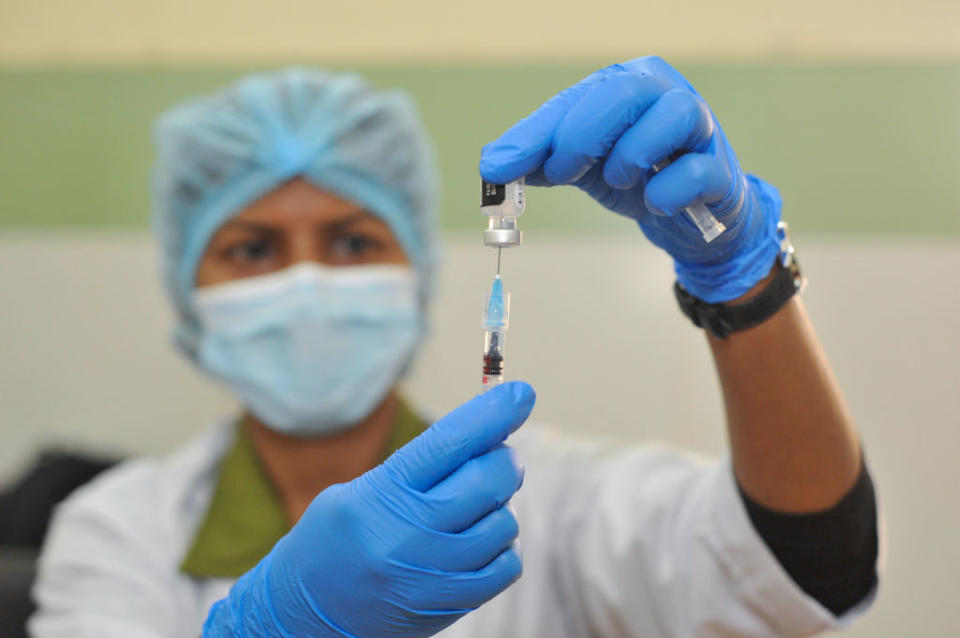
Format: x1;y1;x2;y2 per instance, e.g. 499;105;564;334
674;221;803;338
673;235;780;303
722;259;780;305
673;176;783;303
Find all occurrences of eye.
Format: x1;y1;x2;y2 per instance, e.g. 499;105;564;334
328;232;384;261
225;238;276;263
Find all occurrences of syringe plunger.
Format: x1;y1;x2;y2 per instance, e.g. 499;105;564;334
482;329;505;385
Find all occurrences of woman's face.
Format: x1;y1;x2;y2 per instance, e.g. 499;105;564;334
196;177;410;288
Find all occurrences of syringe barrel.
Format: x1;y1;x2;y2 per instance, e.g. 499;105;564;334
650;162;725;243
481;276;509;389
684;202;726;243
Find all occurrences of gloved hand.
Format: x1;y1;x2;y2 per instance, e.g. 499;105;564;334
203;381;535;638
479;56;782;303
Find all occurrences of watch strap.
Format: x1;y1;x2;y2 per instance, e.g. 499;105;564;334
674;263;801;338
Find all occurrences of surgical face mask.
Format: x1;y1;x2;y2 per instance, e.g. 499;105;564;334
191;262;421;435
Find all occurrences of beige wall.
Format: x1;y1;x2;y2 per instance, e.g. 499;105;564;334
1;0;958;64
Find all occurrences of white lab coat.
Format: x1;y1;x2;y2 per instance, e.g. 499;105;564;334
29;419;874;637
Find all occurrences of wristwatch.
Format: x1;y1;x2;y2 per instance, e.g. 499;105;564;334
674;221;805;339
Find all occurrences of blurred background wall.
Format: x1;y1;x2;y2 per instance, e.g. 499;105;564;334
1;0;958;635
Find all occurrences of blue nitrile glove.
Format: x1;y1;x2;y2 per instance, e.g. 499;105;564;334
203;381;535;638
479;56;782;303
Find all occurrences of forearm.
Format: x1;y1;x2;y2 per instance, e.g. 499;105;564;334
709;263;861;513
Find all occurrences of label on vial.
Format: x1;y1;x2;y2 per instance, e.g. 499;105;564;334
513;183;524;209
482;181;506;206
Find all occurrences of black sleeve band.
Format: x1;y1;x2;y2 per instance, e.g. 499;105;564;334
737;461;879;616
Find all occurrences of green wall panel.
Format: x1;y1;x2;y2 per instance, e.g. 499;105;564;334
1;62;957;234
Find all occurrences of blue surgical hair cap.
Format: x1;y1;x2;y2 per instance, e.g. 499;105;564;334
151;66;440;335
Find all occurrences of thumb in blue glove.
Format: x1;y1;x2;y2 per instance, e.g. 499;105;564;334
203;381;535;638
479;56;782;303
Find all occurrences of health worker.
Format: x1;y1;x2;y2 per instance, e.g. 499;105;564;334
30;57;880;638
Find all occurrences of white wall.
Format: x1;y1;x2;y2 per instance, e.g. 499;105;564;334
1;0;957;64
1;232;958;635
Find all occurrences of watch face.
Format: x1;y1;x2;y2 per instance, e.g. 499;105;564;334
776;220;805;291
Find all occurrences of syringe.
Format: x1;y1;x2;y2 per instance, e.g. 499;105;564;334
480;178;524;388
651;161;726;243
481;274;509;388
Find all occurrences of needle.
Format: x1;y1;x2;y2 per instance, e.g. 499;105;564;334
496;247;502;274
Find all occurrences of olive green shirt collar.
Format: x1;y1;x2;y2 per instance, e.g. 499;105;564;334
181;400;426;579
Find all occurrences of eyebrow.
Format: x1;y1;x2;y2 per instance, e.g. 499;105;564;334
221;210;377;235
323;210;378;233
220;221;283;235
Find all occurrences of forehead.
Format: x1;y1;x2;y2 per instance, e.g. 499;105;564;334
230;177;367;226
